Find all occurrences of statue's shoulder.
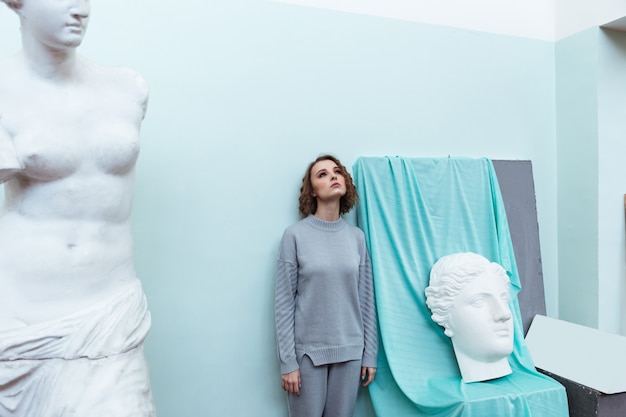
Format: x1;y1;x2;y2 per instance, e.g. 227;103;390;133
0;54;22;92
85;57;149;114
104;65;148;101
0;53;17;71
82;56;147;96
0;57;22;181
111;66;149;99
113;66;149;114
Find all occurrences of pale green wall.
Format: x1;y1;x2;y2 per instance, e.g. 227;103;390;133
0;1;568;416
555;28;626;332
597;29;626;334
108;4;558;416
2;1;624;412
555;28;600;328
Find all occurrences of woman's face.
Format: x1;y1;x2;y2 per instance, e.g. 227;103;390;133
19;0;90;50
310;159;347;203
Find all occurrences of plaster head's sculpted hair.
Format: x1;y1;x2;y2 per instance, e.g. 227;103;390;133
425;252;510;334
298;154;359;217
425;252;514;382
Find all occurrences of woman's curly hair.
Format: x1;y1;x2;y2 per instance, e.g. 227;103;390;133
298;154;359;217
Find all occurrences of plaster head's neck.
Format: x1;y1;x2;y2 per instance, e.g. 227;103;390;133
452;344;512;383
20;29;81;82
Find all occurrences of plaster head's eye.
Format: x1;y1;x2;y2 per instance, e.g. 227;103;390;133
470;296;485;308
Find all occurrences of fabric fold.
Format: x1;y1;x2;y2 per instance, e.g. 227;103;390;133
0;279;155;417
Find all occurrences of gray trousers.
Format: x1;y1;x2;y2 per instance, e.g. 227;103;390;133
288;355;362;417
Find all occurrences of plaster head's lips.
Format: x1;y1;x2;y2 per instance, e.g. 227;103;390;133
494;326;511;336
66;21;83;29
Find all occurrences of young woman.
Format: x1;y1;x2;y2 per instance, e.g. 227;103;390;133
275;154;378;417
0;0;155;416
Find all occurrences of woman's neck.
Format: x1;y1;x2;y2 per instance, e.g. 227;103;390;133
314;200;341;222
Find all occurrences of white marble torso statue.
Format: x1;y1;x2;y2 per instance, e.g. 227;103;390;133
425;252;514;383
0;0;155;415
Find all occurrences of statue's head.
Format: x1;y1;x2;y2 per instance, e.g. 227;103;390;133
3;0;90;49
425;252;514;382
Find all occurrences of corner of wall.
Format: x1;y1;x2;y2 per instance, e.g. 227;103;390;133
555;27;600;328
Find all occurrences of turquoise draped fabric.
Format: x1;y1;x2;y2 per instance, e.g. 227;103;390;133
353;156;568;417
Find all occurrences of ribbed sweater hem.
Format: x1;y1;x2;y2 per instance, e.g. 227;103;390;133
297;344;364;367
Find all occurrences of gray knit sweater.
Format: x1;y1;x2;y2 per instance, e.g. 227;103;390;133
275;215;378;374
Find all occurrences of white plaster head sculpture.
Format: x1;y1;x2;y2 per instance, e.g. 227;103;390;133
425;252;514;383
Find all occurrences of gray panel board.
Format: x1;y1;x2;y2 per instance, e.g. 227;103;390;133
492;160;547;336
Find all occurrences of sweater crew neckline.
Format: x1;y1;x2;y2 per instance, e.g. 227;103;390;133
304;214;346;232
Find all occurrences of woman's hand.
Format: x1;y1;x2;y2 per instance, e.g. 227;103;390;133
361;367;376;387
281;370;301;396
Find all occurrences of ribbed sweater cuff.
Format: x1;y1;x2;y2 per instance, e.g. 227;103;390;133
280;359;299;375
362;354;378;369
